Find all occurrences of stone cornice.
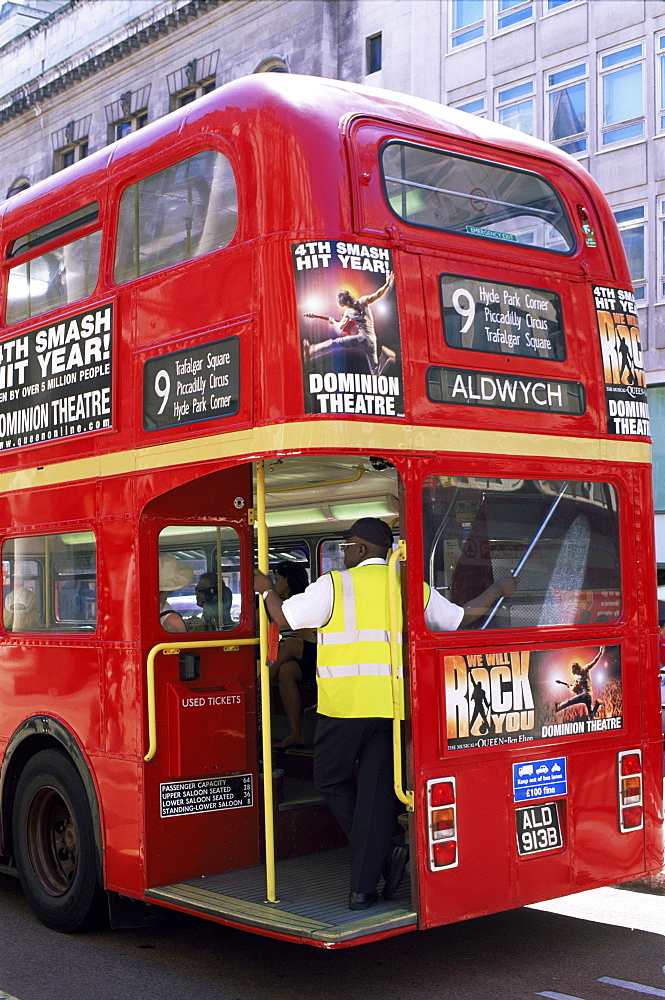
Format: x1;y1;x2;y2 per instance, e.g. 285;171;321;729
0;0;224;124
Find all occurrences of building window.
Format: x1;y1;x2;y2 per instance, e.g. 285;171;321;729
497;0;533;32
600;43;644;146
105;87;150;144
6;176;29;198
547;63;587;155
496;80;535;134
52;116;91;172
648;387;665;512
454;96;486;116
366;33;382;74
659;198;665;300
614;206;646;302
546;0;578;9
167;51;219;111
254;56;289;73
451;0;484;47
658;36;665;132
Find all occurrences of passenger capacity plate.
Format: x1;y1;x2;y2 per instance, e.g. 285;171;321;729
515;801;563;856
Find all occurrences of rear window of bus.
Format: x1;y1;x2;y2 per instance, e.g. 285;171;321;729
423;476;620;630
381;142;575;253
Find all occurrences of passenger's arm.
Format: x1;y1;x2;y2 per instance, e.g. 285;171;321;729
461;577;516;626
254;570;290;629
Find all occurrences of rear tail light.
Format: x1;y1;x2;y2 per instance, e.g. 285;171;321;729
427;778;458;870
618;750;643;832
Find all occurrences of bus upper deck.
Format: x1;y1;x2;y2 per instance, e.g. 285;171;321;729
0;74;659;948
0;72;646;471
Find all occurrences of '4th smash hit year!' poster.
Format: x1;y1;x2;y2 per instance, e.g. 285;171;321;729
292;240;404;418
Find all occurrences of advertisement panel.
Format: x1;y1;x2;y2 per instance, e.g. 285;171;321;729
594;285;649;437
292;240;403;417
443;643;622;751
0;302;113;450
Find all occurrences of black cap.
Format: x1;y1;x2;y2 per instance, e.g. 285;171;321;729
343;517;393;548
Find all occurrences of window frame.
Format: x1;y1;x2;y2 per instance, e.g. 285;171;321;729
647;385;665;514
599;42;645;148
495;78;536;136
450;0;485;49
495;0;533;34
366;32;382;74
613;204;646;304
658;196;665;302
453;96;487;117
380;139;576;255
112;147;239;286
421;473;623;633
546;62;588;157
5;213;103;326
658;34;665;134
2;530;98;634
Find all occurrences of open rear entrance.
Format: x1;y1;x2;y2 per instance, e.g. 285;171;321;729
143;453;416;946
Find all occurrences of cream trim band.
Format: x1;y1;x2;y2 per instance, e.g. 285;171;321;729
0;420;651;495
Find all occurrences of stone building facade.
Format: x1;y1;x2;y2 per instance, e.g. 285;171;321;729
1;0;664;557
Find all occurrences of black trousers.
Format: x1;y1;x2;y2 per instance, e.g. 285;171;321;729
313;715;397;894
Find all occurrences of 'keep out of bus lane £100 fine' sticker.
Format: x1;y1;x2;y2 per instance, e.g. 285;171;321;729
513;757;566;856
513;756;567;802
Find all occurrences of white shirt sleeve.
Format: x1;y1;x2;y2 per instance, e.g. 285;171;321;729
424;587;464;632
281;574;334;630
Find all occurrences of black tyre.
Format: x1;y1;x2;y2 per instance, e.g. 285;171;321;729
12;749;106;932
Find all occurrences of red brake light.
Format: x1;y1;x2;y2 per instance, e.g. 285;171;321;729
622;806;643;829
620;753;641;776
433;841;457;867
430;781;455;807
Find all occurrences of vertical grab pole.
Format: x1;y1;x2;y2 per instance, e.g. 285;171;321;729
388;541;414;811
255;461;278;903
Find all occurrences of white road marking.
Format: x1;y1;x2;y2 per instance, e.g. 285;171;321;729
537;992;586;999
598;978;665;997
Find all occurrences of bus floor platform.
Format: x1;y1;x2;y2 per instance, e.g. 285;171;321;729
145;847;417;945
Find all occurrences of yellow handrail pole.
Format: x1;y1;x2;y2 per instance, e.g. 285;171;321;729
255;460;279;903
144;638;259;762
388;541;414;811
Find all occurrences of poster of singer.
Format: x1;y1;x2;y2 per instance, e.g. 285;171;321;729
292;240;404;417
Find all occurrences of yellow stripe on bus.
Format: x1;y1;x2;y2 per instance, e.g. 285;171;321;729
0;421;651;494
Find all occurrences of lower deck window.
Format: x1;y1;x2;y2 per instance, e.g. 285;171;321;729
158;525;242;633
2;531;97;632
423;476;620;629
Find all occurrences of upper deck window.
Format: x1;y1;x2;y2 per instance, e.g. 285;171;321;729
381;142;575;253
5;204;101;326
114;150;237;284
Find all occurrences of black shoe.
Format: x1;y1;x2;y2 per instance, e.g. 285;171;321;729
349;891;378;911
382;844;409;900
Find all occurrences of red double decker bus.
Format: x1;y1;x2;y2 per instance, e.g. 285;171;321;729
0;74;660;948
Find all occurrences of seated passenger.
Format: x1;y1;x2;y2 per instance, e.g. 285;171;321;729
159;554;193;633
269;561;317;749
4;588;40;631
189;572;234;631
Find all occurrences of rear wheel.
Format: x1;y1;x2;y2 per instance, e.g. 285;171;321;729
13;749;106;932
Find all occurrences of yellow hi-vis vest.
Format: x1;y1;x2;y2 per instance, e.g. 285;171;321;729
316;564;404;720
